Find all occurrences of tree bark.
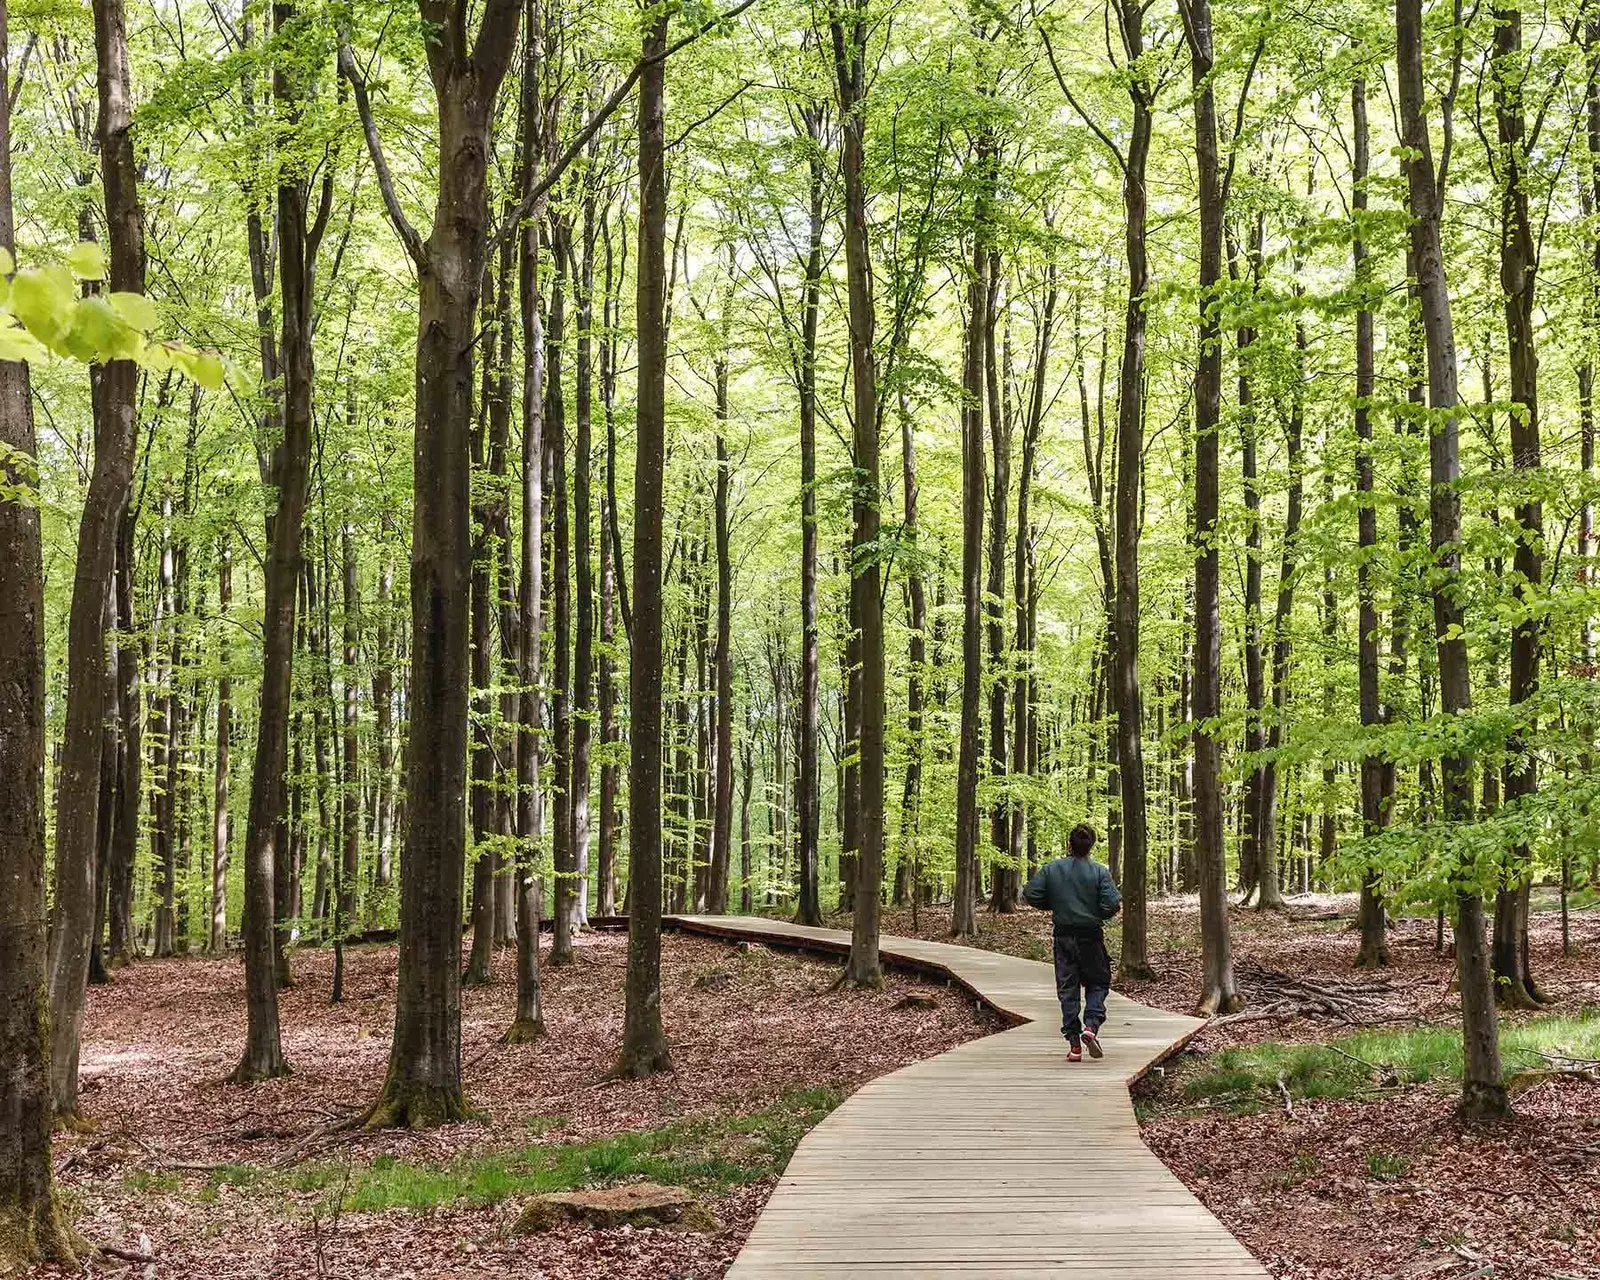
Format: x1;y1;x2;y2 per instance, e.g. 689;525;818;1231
1352;73;1390;968
569;195;598;931
1489;0;1544;1010
548;217;575;965
1395;0;1508;1120
615;0;674;1075
211;533;232;952
795;109;825;927
1182;0;1240;1014
351;0;521;1125
0;0;79;1242
708;248;736;915
1112;0;1154;978
47;0;146;1118
832;0;885;986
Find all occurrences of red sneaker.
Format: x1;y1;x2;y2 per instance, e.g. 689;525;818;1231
1066;1043;1082;1063
1083;1028;1103;1059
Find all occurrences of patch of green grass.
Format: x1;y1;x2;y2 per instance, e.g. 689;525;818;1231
1365;1151;1410;1182
123;1169;182;1194
1178;1008;1600;1109
197;1163;267;1203
280;1087;845;1216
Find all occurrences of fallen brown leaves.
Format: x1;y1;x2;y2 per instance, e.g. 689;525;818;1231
41;931;993;1278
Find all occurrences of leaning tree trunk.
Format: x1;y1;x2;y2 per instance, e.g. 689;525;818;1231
0;1;80;1246
1183;0;1240;1014
1352;74;1390;968
1396;0;1508;1120
1489;0;1544;1010
615;1;675;1075
833;0;886;987
47;0;146;1121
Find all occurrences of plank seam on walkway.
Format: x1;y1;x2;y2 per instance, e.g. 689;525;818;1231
666;914;1268;1279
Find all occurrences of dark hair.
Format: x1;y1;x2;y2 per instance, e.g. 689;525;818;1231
1068;824;1097;857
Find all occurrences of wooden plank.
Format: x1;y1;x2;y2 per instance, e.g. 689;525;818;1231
667;914;1266;1279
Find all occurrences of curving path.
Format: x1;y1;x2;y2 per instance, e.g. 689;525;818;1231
668;914;1268;1279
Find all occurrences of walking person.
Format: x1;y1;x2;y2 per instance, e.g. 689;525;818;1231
1023;823;1121;1062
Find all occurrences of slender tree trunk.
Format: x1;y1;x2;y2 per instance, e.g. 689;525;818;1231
358;0;520;1126
506;21;547;1042
47;0;146;1118
615;1;674;1074
1183;0;1240;1014
212;534;232;952
832;0;885;985
372;517;396;894
708;253;735;915
548;218;575;965
795;115;824;927
569;196;598;931
1113;0;1153;977
1352;74;1389;968
985;258;1013;913
107;511;141;967
1396;0;1507;1120
1490;0;1544;1010
953;141;990;942
0;4;79;1241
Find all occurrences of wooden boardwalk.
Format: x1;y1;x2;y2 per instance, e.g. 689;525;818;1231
668;914;1268;1279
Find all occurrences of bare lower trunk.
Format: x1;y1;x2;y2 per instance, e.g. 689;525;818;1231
1396;0;1507;1120
48;0;147;1118
0;20;79;1244
615;4;674;1075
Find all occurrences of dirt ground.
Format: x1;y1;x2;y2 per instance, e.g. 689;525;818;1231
41;930;996;1278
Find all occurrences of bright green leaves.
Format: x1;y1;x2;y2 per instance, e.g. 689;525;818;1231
0;245;234;389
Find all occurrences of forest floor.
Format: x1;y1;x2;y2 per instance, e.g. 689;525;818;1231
827;891;1600;1280
41;930;998;1278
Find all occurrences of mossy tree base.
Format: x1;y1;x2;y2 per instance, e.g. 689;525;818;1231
229;1049;292;1086
1457;1079;1513;1123
502;1017;547;1045
362;1082;479;1131
609;1037;673;1081
0;1195;83;1273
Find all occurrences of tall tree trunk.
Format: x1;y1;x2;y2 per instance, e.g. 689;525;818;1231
953;140;990;942
795;111;824;927
1112;0;1153;978
598;488;619;916
340;519;361;930
348;0;521;1126
506;16;546;1042
107;510;141;967
898;387;928;911
569;195;598;931
0;1;79;1241
1490;0;1544;1010
212;533;232;952
1182;0;1239;1014
832;0;885;986
1235;217;1265;900
464;274;501;989
1256;254;1307;914
372;516;396;894
708;251;735;915
1395;0;1508;1120
549;218;575;965
985;262;1013;914
1352;74;1390;968
47;0;146;1118
615;0;674;1075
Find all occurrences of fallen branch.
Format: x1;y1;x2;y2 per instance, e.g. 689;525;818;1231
1275;1072;1294;1116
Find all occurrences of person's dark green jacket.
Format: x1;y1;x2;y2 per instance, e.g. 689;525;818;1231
1023;855;1121;934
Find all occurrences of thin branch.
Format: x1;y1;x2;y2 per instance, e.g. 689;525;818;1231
336;44;427;267
1039;23;1128;177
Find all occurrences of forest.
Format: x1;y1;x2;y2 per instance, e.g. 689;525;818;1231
2;0;1599;1269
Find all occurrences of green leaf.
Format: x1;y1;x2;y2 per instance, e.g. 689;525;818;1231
66;242;107;281
11;266;77;351
108;291;158;332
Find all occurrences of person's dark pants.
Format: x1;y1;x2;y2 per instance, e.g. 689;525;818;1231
1053;929;1111;1044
